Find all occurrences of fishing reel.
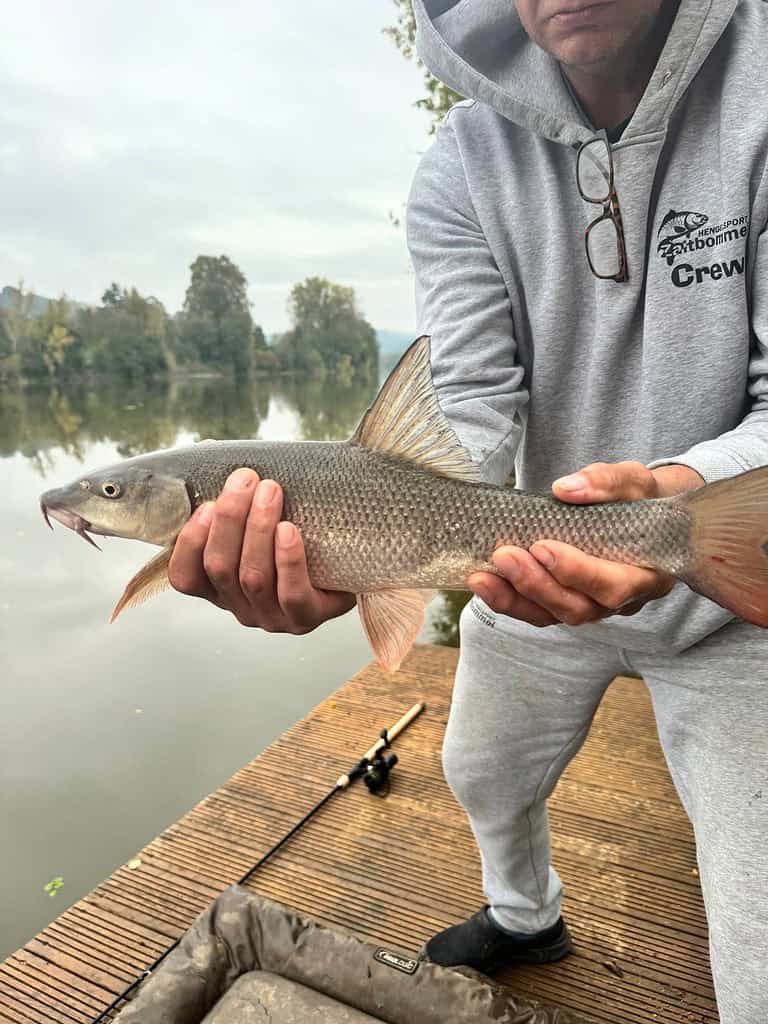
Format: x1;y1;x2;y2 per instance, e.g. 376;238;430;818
362;728;398;796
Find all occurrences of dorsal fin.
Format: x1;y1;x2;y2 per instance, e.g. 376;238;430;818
351;335;479;482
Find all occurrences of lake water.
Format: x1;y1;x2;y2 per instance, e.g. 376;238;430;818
0;372;466;958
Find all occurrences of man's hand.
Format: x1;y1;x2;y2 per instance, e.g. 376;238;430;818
467;461;704;628
168;468;356;633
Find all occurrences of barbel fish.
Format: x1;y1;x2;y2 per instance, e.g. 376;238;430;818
40;337;768;671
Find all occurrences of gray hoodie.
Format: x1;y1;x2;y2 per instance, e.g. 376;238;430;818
406;0;768;654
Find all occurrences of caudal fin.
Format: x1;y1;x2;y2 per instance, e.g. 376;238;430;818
677;466;768;627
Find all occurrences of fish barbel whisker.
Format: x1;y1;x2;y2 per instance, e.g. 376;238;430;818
41;504;102;551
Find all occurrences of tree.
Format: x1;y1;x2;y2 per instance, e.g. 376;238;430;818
384;0;462;132
183;255;250;323
101;282;122;307
276;277;378;380
76;286;169;380
0;283;35;357
179;255;261;374
19;296;84;380
0;317;11;361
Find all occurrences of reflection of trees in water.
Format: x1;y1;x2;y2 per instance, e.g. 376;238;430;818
0;376;255;468
275;373;378;441
0;370;379;467
0;386;88;467
430;590;471;648
0;378;180;468
174;376;270;444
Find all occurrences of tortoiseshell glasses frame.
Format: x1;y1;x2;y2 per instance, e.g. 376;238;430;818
576;135;629;283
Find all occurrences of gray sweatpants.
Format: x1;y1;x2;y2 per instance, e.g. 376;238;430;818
444;599;768;1024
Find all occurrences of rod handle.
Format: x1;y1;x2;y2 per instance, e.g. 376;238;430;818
336;702;426;788
363;701;426;760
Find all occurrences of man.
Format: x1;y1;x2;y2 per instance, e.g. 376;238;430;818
168;2;768;1020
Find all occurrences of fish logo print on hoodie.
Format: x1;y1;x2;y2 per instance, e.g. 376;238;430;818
655;207;750;287
657;210;709;264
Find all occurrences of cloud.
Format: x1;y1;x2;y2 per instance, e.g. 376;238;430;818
0;0;430;333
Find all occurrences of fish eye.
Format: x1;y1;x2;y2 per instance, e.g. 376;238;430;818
101;481;122;499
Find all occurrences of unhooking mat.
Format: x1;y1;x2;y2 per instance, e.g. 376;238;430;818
116;885;589;1023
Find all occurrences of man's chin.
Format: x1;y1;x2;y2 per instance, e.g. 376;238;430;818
547;33;627;71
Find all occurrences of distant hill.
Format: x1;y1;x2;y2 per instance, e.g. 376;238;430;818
0;286;52;319
376;329;414;358
0;285;89;319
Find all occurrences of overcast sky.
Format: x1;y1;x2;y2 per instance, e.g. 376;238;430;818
0;1;431;334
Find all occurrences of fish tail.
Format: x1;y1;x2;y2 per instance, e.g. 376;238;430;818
675;467;768;626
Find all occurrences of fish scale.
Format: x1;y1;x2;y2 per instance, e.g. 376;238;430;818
143;439;693;593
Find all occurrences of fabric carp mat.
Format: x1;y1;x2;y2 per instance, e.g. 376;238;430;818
115;886;588;1023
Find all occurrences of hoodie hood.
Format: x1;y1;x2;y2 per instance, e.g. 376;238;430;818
413;0;739;146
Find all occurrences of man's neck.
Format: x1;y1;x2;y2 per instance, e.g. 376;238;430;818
562;1;679;130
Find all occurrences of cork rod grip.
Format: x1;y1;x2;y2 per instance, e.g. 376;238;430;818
336;702;426;789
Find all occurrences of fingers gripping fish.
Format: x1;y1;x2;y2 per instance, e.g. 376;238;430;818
40;337;768;672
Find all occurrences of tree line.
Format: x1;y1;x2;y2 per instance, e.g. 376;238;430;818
0;256;378;386
0;1;451;390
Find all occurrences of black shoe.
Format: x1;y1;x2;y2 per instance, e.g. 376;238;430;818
421;908;572;973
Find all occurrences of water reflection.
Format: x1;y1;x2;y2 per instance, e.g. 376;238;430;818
429;590;472;647
0;372;386;464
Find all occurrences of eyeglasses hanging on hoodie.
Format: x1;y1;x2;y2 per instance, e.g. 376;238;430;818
576;133;629;283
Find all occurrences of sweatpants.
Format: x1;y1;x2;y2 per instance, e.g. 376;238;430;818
443;599;768;1024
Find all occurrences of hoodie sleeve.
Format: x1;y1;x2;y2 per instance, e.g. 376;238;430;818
650;225;768;482
406;112;528;486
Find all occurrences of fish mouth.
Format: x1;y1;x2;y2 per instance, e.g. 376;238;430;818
41;504;102;550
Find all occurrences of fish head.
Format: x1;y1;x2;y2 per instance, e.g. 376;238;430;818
41;463;191;547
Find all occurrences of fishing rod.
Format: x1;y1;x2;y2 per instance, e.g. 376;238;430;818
92;700;426;1023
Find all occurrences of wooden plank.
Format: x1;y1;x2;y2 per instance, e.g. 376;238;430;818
0;645;717;1024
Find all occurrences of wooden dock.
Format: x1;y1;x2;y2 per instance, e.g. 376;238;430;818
0;644;717;1024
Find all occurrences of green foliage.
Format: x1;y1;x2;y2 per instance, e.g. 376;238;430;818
253;324;268;351
77;286;170;381
0;284;35;381
17;294;85;380
275;277;378;382
43;876;64;898
252;347;281;374
0;316;14;361
183;255;250;322
177;255;265;375
384;0;462;132
101;282;122;307
1;261;373;387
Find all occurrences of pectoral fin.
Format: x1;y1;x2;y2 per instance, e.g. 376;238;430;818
110;546;173;623
357;589;434;673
